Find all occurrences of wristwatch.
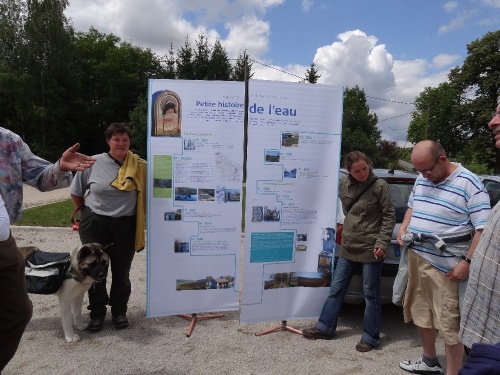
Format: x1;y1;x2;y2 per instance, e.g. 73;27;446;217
461;255;471;264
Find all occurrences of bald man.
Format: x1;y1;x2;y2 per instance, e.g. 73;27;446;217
397;140;490;375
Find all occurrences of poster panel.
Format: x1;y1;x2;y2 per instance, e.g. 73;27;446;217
240;80;343;324
146;79;244;317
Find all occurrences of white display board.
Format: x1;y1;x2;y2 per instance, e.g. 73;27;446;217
146;79;244;317
240;80;343;324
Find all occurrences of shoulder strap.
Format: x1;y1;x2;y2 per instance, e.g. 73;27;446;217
344;177;379;214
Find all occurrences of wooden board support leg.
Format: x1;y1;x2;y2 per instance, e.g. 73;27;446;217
255;320;303;336
177;313;225;337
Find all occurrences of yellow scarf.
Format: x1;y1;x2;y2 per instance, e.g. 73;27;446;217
111;151;147;252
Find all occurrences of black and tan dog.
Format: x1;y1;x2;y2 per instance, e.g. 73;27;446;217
19;243;111;342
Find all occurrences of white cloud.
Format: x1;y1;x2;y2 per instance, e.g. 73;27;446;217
443;1;458;12
481;0;500;8
224;17;271;60
438;10;476;35
261;29;452;143
432;53;461;69
313;30;395;97
65;0;282;58
302;0;313;12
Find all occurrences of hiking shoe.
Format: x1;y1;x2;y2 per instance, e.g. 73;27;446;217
302;326;333;340
87;317;104;333
399;357;444;374
112;314;129;329
355;339;375;352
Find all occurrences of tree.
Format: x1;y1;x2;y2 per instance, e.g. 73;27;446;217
231;50;252;81
303;62;321;83
176;36;194;79
207;39;232;80
407;82;466;157
71;27;166;155
0;0;26;129
448;30;500;172
341;86;382;164
192;31;210;80
129;94;148;159
15;0;76;159
165;41;176;79
378;139;398;168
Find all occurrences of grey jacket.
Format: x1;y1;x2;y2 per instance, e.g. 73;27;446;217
339;171;395;262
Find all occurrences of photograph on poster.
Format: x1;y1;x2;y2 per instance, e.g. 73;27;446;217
152;89;182;137
164;209;182;221
264;271;330;289
183;138;196;150
216;187;240;203
283;167;297;178
153;154;172;198
174;238;190;253
252;206;264;222
198;188;215;201
296;245;307;251
265;149;280;163
297;233;307;241
263;206;281;222
176;275;235;291
281;132;299;147
317;252;333;275
174;187;198;201
153;178;172;188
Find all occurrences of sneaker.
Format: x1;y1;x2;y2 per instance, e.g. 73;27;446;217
87;317;104;333
399;357;444;374
112;314;129;329
355;339;375;352
302;326;334;340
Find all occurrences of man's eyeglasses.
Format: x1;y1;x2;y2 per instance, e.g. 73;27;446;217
413;156;441;174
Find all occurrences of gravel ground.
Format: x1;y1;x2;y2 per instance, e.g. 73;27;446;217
3;186;449;375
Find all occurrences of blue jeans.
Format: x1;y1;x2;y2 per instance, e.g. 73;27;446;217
316;257;383;346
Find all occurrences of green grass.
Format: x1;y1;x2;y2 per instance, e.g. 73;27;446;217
15;199;76;227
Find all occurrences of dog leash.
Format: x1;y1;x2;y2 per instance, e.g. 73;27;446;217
70;205;83;231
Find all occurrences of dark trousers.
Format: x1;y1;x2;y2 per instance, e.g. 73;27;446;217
78;206;136;319
0;235;33;372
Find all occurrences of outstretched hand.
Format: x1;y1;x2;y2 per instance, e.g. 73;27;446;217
59;143;96;172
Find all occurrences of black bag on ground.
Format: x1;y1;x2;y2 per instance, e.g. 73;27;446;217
25;250;71;294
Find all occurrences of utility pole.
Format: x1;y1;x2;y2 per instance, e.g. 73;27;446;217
243;52;249;183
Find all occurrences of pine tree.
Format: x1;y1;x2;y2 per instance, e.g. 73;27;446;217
303;62;320;83
231;50;253;81
165;41;176;79
176;36;194;79
193;31;210;80
207;39;231;80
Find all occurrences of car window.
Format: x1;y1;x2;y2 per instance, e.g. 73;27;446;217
388;183;413;223
483;179;500;207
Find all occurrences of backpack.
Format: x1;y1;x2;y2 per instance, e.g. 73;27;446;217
25;250;71;294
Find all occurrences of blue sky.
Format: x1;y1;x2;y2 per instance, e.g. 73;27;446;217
65;0;500;144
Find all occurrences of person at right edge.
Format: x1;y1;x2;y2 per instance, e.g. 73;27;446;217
70;122;146;333
398;140;490;375
302;151;395;352
457;103;500;375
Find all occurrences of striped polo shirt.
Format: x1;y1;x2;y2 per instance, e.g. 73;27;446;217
407;163;491;273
